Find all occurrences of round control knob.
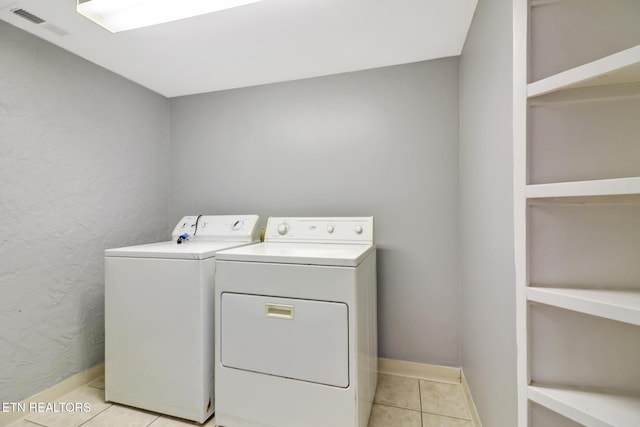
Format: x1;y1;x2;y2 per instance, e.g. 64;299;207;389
277;223;289;235
327;225;335;234
354;225;363;234
231;220;243;230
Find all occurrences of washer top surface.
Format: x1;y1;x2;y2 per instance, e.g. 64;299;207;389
215;242;374;267
105;214;260;260
105;240;257;260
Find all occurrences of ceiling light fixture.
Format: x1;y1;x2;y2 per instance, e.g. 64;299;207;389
76;0;262;33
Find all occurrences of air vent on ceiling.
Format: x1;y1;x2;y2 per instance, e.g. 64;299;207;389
11;8;45;24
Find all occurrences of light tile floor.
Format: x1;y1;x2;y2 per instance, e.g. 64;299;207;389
371;374;473;427
7;373;473;427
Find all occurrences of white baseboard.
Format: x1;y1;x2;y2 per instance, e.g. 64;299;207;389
461;370;483;427
378;358;482;427
378;357;461;384
0;363;105;427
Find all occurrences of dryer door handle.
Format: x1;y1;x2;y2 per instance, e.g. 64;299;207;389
264;304;295;320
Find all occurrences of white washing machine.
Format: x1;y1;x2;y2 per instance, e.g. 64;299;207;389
214;217;377;427
104;215;260;424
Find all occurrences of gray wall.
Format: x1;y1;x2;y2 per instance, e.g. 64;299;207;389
0;22;170;402
2;9;519;424
169;59;461;366
458;0;517;425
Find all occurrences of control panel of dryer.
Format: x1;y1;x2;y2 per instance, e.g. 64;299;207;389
172;215;260;242
264;217;373;244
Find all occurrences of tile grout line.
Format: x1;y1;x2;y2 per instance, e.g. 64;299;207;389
422;409;474;422
418;378;423;426
76;403;113;427
144;415;161;426
373;402;422;413
417;377;474;425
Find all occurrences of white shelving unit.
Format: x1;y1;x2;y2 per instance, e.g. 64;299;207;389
526;178;640;198
528;386;640;427
514;0;640;426
527;45;640;97
526;288;640;326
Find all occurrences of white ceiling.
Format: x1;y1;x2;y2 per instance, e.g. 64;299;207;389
0;0;477;98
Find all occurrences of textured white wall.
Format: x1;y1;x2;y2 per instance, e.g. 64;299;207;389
458;0;518;425
0;22;170;402
169;59;461;366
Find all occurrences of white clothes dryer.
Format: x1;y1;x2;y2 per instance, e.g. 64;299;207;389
214;217;377;427
104;215;260;423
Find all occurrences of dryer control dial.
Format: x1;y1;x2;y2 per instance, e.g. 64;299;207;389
327;225;335;234
354;225;363;234
277;223;289;235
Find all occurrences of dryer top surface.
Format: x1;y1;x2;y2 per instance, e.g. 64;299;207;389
215;242;375;267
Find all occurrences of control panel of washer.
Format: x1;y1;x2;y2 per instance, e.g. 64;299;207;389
265;217;373;244
171;215;260;241
171;216;199;239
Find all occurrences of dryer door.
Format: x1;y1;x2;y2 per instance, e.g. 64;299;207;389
220;293;349;388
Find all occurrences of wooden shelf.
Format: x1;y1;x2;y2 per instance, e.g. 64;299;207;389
527;287;640;326
526;177;640;199
529;385;640;427
528;45;640;97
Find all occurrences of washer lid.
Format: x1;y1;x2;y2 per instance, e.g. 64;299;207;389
215;242;375;267
105;240;256;260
